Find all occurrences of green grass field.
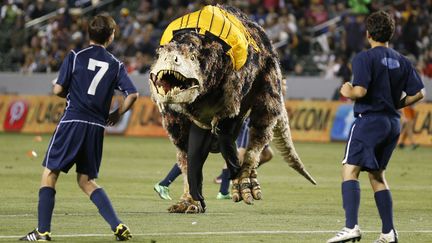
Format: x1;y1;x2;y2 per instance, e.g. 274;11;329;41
0;133;430;242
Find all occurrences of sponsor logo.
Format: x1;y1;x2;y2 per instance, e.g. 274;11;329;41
330;104;355;141
4;100;29;131
381;57;400;69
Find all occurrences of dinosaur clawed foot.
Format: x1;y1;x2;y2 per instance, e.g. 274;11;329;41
251;178;262;200
231;177;262;204
168;198;206;214
231;179;242;202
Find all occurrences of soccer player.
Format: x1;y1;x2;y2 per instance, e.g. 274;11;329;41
327;11;424;243
20;13;138;241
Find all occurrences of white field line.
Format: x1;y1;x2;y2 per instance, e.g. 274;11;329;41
0;212;234;217
1;230;432;239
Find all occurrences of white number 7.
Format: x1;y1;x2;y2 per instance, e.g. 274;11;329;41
87;58;109;95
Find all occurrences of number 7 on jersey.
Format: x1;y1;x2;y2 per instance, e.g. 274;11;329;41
87;58;109;95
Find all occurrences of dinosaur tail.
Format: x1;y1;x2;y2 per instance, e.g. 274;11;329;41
272;108;317;185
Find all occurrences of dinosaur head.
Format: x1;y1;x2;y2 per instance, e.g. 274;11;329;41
149;32;229;105
150;32;204;104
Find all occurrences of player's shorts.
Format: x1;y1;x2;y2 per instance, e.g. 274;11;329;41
402;106;415;120
235;117;269;150
236;118;250;148
342;113;400;171
42;120;105;179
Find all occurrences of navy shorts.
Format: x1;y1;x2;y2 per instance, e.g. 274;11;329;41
342;114;401;171
235;118;269;150
42;120;105;179
236;118;250;148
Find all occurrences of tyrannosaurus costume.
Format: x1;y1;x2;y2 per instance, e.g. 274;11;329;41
150;5;316;213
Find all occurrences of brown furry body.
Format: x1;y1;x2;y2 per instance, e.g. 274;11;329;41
149;5;315;212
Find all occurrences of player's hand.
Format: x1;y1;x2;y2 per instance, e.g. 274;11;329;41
107;108;121;126
340;82;353;98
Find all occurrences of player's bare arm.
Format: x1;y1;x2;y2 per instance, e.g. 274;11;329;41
340;82;367;100
107;92;139;126
52;83;67;98
398;89;424;109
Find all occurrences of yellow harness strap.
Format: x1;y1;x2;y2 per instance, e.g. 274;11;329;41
160;5;260;70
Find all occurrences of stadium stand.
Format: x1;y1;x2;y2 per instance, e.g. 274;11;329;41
1;0;431;79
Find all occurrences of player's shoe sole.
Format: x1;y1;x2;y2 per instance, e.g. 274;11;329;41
216;192;232;199
19;229;51;241
114;224;132;241
153;183;172;200
327;225;362;243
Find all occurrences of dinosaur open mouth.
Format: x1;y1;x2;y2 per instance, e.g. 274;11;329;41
150;70;199;96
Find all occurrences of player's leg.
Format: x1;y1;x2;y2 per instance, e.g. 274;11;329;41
20;168;61;241
77;124;131;240
77;174;120;228
341;164;362;229
258;145;274;167
20;121;75;241
327;163;362;243
38;168;60;233
154;162;181;200
213;162;227;184
217;163;231;199
77;173;131;240
328;118;365;243
369;170;398;242
369;117;400;243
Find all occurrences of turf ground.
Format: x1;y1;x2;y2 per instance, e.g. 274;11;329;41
0;133;430;242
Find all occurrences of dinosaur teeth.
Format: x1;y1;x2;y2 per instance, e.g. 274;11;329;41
171;87;181;95
157;72;163;79
166;89;173;96
157;86;165;95
158;70;188;82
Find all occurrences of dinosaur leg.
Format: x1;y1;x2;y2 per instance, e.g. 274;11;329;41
217;117;243;203
239;148;260;204
186;123;212;212
250;168;262;200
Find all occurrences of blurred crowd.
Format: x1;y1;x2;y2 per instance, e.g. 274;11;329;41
1;0;432;79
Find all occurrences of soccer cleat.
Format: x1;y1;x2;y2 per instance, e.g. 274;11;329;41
327;225;362;243
114;224;132;241
373;229;398;243
153;183;172;200
19;229;51;241
216;192;232;200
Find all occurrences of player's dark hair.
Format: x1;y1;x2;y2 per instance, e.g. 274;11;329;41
366;11;395;43
88;13;116;45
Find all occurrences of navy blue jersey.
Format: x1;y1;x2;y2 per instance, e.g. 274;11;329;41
56;45;137;125
351;46;424;117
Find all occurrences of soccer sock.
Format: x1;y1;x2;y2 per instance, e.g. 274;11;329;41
38;187;56;233
219;169;230;195
374;190;394;233
159;163;182;187
90;188;121;231
342;180;360;228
